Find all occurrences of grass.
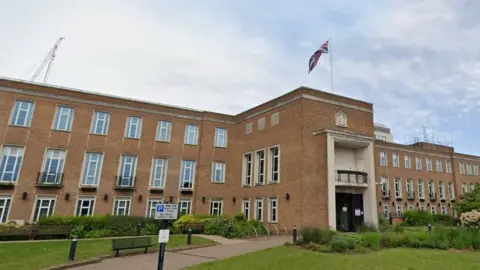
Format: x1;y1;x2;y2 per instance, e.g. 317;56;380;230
188;246;480;270
0;235;214;270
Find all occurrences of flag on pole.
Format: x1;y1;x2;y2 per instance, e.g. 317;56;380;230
308;41;329;74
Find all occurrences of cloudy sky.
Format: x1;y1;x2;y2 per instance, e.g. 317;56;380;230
1;0;479;154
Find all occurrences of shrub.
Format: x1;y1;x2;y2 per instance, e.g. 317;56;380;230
433;214;456;226
403;210;433;226
330;237;349;253
300;228;336;245
357;223;377;233
233;213;246;222
313;244;331;253
360;232;381;250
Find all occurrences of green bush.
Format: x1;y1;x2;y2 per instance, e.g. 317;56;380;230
360;232;381;250
300;228;336;245
330;237;349;253
433;214;456;226
403;210;433;226
313;244;331;253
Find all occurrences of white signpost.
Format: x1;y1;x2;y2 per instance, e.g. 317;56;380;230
155;204;178;270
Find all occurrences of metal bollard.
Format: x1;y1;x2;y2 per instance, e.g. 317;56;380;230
137;223;142;236
227;223;232;239
428;223;432;232
68;238;78;261
187;227;192;245
292;225;297;244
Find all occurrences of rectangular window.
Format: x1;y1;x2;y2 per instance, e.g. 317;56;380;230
179;199;192;216
0;146;24;182
459;161;465;174
392;153;399;168
90;111;110;135
33;196;55;222
245;122;253;134
209;199;223;216
381;176;389;198
212;162;226;183
376;135;386;141
426;158;432;172
431;207;436;215
150;158;167;188
394;177;402;198
180;160;195;189
184;124;198;145
419;204;425;211
81;152;103;186
451;209;457;217
439;182;445;199
467;163;473;175
10;100;35;127
243;153;252;186
406;179;414;198
418;179;424;199
441;206;446;215
40;149;66;184
380;152;387;166
113;198;131;216
408;205;414;211
268;146;280;183
125;116;142;139
254;150;265;185
404;156;411;169
436;160;442;172
383;205;390;218
271;112;279;126
53;105;74;131
475;164;479;176
428;180;435;198
268;197;278;223
446;161;452;173
462;183;467;195
75;197;95;216
257;118;265;130
214;127;227;147
448;182;455;200
156;121;171;142
255;198;263;221
118;155;137;187
147;199;163;218
242;199;250;220
396;205;403;217
416;157;422;170
0;196;12;223
470;183;475;192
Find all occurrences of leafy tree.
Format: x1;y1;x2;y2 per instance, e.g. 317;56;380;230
455;184;480;214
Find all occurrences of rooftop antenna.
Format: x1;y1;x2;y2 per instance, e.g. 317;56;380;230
31;37;65;83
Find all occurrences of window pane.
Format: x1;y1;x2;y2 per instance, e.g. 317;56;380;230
10;101;35;127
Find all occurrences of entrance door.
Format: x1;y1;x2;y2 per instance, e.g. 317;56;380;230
335;193;364;232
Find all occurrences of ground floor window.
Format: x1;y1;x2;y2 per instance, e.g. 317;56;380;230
441;206;446;215
0;196;11;223
383;205;389;218
113;197;131;216
419;204;425;211
408;205;414;211
396;205;403;217
33;196;56;222
268;197;278;223
242;199;250;220
147;198;163;218
179;199;192;216
209;199;223;216
76;197;95;216
431;206;436;215
255;198;263;221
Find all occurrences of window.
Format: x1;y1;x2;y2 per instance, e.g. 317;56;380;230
383;205;390;218
147;199;163;218
180;160;195;189
81;152;103;186
245;122;253;134
125;116;142;139
0;196;12;223
406;179;413;198
33;196;55;222
255;198;263;221
376;135;387;141
242;153;252;186
459;161;465;174
408;205;415;211
150;158;167;188
431;207;436;215
209;199;223;216
392;153;399;168
271;112;279;126
268;198;278;223
462;183;467;195
212;162;226;183
214;127;227;147
242;199;250;220
439;182;445;199
53;106;74;131
113;198;131;216
381;176;389;198
40;149;66;184
75;197;95;216
90;111;110;135
254;150;265;185
467;163;473;175
470;183;475;192
380;152;387;166
268;146;280;183
448;182;455;200
184;124;198;145
441;206;446;215
0;146;24;182
419;204;425;211
394;177;402;198
418;180;424;199
10;101;35;127
436;160;442;172
416;157;422;170
475;164;479;176
118;155;137;187
451;209;457;217
156;121;171;142
446;161;452;173
426;158;432;172
405;156;411;169
179;199;192;216
428;180;435;198
396;205;403;217
258;118;265;130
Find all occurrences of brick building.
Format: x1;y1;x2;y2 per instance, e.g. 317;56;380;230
0;77;478;232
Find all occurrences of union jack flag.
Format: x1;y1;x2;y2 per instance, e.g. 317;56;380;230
308;41;329;74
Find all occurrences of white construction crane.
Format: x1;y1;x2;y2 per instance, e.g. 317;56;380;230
31;37;65;83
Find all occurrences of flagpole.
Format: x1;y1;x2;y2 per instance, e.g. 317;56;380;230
329;38;333;93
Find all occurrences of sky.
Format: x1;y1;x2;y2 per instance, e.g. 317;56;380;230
0;0;479;155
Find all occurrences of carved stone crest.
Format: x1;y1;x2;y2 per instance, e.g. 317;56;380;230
335;110;347;127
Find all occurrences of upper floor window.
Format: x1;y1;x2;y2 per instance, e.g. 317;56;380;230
81;152;103;186
255;150;265;185
271;112;279;126
0;146;24;183
381;176;389;197
439;182;445;199
180;160;195;189
245;122;253;134
475;164;479;176
380;152;387;166
426;158;432;172
268;146;280;183
125;116;142;139
392;153;399;168
376;135;387;141
212;162;226;183
404;156;411;169
214;128;227;147
242;153;252;186
418;179;424;198
156;121;171;142
394;177;402;198
258;118;265;130
436;160;442;172
459;161;465;175
184;124;198;145
150;158;167;189
53;106;74;131
416;157;422;170
466;163;473;175
40;149;66;185
90;112;110;135
448;182;455;199
10;101;35;127
118;155;137;187
446;160;452;173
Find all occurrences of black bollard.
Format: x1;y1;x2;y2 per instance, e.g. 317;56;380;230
187;227;192;245
68;238;78;261
228;223;232;239
292;225;297;244
137;223;142;236
428;223;432;232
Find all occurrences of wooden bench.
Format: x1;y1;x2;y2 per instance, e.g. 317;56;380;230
181;223;205;234
112;236;154;257
0;225;71;240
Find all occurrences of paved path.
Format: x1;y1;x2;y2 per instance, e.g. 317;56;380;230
74;236;290;270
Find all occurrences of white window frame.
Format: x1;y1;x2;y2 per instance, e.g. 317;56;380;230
380;152;387;166
0;195;12;223
255;198;263;221
40;148;66;185
112;197;131;216
268;197;278;223
150;158;168;189
446;160;452;173
396;205;403;217
52;105;74;131
436;160;442;172
184;124;199;145
146;198;163;218
404;155;411;169
156;121;172;142
214;127;227;148
242;199;250;220
9;100;35;127
462;183;467;195
428;180;435;198
441;206;446;215
426;158;432;172
381;176;389;197
383;205;390;218
394;177;402;198
416;157;422;170
209;199;223;216
470;183;475;192
179;198;192;216
254;149;265;185
179;160;195;190
268;146;280;183
474;164;479;176
392;153;399;168
258;118;265;130
419;204;425;211
242;152;253;186
90;111;110;135
125;116;142;139
408;205;414;211
211;162;226;183
80;152;103;186
418;179;424;199
431;206;436;215
32;195;56;222
118;155;137;187
271;112;279;126
0;145;25;183
459;161;465;174
467;163;473;175
448;182;455;200
439;182;445;199
75;196;96;216
406;179;414;198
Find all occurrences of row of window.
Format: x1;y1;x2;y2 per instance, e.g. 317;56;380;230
245;112;280;134
382;204;456;218
242;147;280;186
9;101;228;147
380;177;458;200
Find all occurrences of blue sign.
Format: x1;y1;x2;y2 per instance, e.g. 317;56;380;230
157;205;164;212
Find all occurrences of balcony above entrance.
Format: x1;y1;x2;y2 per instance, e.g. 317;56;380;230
336;170;368;187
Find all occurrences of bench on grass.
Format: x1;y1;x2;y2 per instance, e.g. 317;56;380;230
181;222;204;234
112;236;154;257
0;225;71;240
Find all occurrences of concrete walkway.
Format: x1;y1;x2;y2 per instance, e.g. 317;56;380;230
73;236;290;270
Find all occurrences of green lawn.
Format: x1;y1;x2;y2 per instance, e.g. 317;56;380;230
188;247;480;270
0;235;214;270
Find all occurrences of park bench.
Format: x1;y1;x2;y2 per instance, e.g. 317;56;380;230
181;222;204;234
0;224;70;240
111;236;154;257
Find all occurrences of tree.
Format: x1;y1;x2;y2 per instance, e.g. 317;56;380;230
455;184;480;214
